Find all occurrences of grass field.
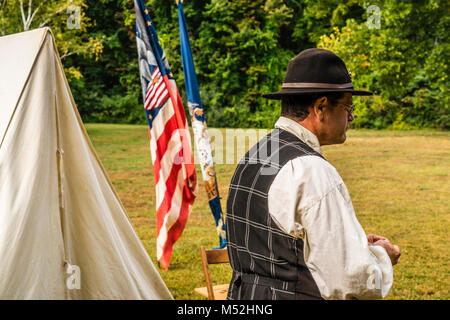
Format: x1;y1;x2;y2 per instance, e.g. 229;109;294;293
85;123;449;300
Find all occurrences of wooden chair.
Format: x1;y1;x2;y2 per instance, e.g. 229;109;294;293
194;246;230;300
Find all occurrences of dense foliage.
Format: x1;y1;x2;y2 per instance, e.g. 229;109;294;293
1;0;448;129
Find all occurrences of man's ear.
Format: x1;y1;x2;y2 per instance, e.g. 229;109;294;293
312;96;327;121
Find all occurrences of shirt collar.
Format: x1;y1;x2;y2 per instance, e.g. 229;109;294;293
274;116;323;155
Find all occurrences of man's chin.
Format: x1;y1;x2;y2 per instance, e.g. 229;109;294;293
342;127;349;142
337;133;347;144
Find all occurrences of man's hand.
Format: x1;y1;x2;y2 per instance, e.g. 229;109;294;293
372;239;401;266
367;234;387;245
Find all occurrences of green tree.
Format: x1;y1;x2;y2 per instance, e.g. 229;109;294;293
318;0;449;129
4;0;444;129
176;0;295;128
0;0;104;79
67;0;144;124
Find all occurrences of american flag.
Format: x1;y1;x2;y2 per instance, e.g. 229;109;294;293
135;0;197;270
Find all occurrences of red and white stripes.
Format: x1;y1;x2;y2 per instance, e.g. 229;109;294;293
145;68;169;111
148;77;197;270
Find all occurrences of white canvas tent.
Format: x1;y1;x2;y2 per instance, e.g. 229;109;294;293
0;28;172;299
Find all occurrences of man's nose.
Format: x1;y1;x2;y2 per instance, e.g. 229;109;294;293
348;111;354;122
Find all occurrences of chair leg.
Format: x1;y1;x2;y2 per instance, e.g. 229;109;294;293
200;246;215;300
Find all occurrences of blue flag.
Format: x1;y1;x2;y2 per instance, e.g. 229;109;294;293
178;0;226;249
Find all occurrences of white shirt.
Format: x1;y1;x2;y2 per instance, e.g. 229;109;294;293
268;117;393;300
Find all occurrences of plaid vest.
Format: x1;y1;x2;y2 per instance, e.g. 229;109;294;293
226;129;324;300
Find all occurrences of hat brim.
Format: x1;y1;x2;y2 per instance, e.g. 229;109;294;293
261;88;373;100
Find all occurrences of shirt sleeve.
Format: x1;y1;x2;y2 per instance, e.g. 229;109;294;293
268;156;393;300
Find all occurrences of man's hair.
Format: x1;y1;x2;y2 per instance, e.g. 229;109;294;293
281;92;345;120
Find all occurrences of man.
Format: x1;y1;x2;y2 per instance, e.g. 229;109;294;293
226;48;400;300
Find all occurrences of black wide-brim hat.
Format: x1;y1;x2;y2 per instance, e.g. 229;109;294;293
262;48;373;99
